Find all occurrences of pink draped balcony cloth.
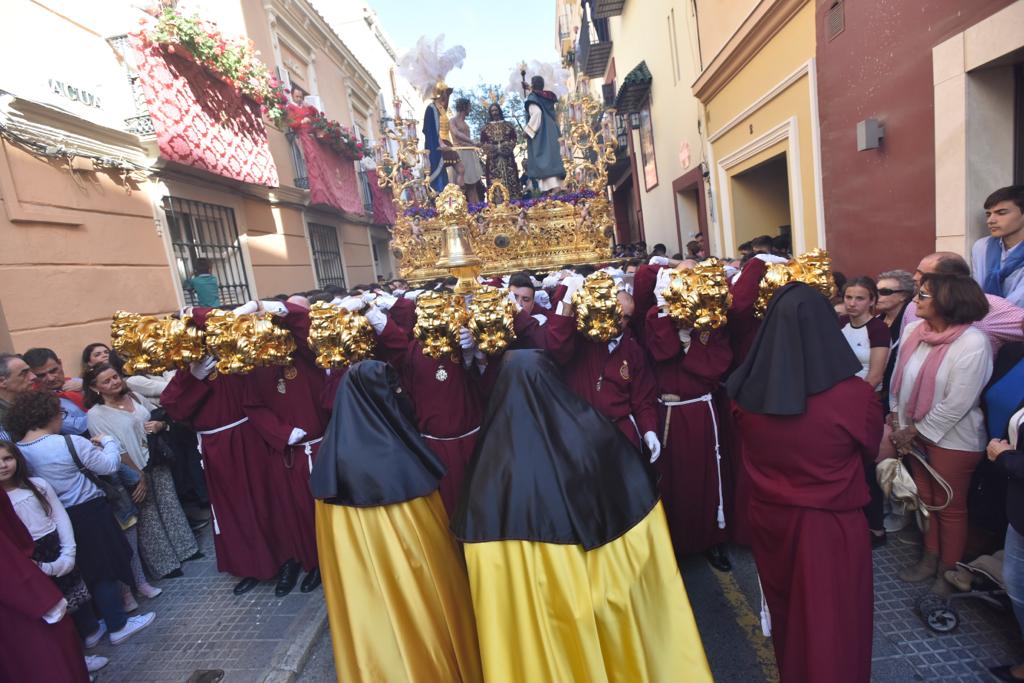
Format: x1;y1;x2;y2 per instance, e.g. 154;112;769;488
129;34;279;187
295;130;363;215
367;169;397;225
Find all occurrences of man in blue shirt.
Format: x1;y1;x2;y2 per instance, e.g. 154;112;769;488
184;258;221;307
972;186;1024;307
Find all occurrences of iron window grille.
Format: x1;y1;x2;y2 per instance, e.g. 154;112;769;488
358;170;375;214
286;131;309;189
308;223;346;288
163;197;252;307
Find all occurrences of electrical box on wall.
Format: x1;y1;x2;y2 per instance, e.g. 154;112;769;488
857;118;885;151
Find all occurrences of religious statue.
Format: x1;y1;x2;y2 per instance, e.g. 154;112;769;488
423;82;454;193
479;102;521;199
449;97;484;204
523;75;565;194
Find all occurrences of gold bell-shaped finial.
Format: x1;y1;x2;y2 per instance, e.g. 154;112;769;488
434;185;481;294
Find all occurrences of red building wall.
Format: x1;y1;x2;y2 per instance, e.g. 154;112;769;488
815;0;1014;280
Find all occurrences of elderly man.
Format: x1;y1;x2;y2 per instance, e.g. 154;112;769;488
902;252;1024;351
0;353;34;435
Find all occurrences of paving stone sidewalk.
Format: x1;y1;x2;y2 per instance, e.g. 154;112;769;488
90;523;324;683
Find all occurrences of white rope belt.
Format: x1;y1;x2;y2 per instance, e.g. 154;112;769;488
421;426;481;442
194;417;249;537
658;393;726;530
196;416;249;437
291;437;323;473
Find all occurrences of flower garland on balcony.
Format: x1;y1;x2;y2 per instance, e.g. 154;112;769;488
142;6;289;127
287;104;366;160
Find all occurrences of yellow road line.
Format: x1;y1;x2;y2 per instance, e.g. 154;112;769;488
712;568;780;683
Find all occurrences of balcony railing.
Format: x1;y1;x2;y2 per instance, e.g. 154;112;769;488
357;170;374;214
577;15;612;78
286;131;309;189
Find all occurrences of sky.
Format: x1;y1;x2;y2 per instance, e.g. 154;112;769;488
368;0;561;91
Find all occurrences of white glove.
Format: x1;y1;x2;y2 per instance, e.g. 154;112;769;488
649;256;670;266
561;274;586;302
534;290;551;310
261;300;288;316
644;431;662;464
190;356;217;380
338;296;364;313
375;293;398;311
361;291;378;307
541;273;560;289
507;290;522;312
753;253;788;264
232;300;259;316
655;267;673;309
458;327;474;350
364;306;387;334
404;290;422;301
501;275;511;288
287;427;307;446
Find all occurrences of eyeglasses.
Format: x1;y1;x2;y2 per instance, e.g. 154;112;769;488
877;288;909;296
913;291;933;301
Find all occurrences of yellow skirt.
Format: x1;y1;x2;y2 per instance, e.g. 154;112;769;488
464;501;712;683
315;493;482;683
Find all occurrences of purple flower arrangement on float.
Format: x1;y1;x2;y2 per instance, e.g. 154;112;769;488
403;189;597;219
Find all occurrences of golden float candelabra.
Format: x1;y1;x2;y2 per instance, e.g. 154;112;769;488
661;259;733;331
572;271;623;343
412;291;465;360
467;286;517;355
307;302;377;369
754;248;837;318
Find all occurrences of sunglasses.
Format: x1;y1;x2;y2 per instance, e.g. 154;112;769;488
913;291;933;301
877;288;909;296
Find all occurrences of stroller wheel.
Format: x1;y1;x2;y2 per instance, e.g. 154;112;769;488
917;594;958;633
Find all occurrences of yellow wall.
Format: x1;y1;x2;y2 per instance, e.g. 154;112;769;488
606;0;705;254
694;0;759;69
704;1;820;258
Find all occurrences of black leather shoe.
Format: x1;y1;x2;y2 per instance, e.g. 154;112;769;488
274;560;301;597
233;577;259;595
300;568;321;593
705;544;732;572
990;665;1024;682
871;531;887;549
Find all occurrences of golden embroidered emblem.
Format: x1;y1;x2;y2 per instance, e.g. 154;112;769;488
619;360;630;381
283;366;298;380
700;331;711;345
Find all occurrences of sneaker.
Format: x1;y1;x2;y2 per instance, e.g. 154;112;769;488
84;622;107;649
122;592;139;613
109;612;156;646
883;511;912;533
138;583;163;599
84;655;109;673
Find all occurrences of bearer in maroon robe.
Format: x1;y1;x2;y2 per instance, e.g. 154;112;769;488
161;308;293;596
644;266;735;571
365;298;484;516
241;298;327;596
546;275;660;456
726;283;880;683
0;493;89;683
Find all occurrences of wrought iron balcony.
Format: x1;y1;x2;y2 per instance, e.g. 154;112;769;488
577;16;612;78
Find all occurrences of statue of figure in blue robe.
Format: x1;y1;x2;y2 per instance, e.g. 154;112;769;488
523;76;566;195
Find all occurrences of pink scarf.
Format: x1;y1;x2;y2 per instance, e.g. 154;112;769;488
890;321;971;423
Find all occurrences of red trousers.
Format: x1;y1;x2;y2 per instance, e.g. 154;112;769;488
912;442;982;567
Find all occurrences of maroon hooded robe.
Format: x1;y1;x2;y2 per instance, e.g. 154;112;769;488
161;309;289;580
645;307;734;555
0;493;89;683
375;318;484;515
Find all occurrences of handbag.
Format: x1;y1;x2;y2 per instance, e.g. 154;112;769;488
63;435;137;524
146;407;178;467
876;443;953;533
